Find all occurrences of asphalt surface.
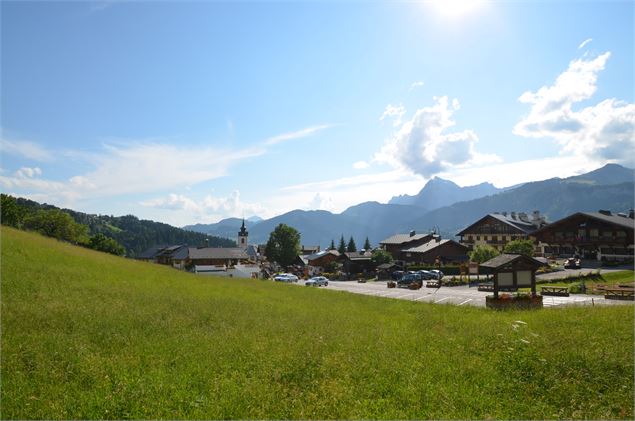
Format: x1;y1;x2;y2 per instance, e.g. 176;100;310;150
299;279;634;308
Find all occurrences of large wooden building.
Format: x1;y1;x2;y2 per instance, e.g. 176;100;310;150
401;238;469;265
531;210;634;261
379;231;434;260
457;211;547;253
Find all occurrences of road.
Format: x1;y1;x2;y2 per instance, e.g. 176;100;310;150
304;280;633;308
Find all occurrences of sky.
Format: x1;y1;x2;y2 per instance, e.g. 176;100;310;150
1;0;634;227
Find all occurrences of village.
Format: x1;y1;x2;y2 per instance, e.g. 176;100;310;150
137;209;635;309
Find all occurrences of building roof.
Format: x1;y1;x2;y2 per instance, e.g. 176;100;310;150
532;211;635;236
580;212;634;230
341;251;372;261
246;244;259;258
402;239;467;254
136;245;167;259
457;213;539;236
377;262;399;270
480;253;545;269
188;247;249;260
170;246;190;260
306;249;340;262
380;233;430;245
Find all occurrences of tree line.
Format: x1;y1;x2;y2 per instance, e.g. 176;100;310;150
265;224;393;269
1;194;235;256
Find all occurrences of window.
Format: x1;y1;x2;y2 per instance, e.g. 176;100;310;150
590;229;599;237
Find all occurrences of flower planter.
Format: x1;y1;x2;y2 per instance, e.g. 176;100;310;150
486;295;543;310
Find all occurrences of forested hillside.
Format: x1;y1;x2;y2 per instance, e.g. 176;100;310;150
2;195;235;256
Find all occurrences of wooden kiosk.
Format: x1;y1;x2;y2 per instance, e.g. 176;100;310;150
480;254;545;310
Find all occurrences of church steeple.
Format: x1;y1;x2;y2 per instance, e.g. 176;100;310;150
237;218;248;249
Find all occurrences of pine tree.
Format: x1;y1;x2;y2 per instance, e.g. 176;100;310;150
338;235;347;254
329;239;335;250
347;236;357;252
363;237;371;251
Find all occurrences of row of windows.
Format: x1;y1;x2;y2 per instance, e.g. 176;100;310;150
466;234;524;242
554;230;628;238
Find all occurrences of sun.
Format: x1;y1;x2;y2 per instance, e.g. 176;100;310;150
431;0;486;18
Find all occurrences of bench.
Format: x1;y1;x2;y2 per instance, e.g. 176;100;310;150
541;286;570;297
478;283;494;292
604;288;635;301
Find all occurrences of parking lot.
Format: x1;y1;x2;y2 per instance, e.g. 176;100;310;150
308;280;633;308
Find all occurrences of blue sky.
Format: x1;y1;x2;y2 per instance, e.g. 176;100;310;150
1;0;634;226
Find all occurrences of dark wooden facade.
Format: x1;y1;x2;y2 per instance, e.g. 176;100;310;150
531;212;634;261
380;233;433;260
401;239;469;265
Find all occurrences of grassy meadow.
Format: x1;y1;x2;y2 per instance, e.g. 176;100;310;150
1;227;633;419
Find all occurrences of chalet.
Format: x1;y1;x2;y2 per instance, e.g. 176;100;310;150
457;211;547;253
339;251;373;276
531;210;634;261
300;245;321;255
400;238;469;265
187;247;250;267
296;249;340;276
307;250;339;267
136;244;188;268
380;231;434;260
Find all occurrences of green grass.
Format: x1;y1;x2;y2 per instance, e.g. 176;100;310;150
2;227;633;419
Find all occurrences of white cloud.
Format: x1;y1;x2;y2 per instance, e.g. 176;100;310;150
141;190;267;221
578;38;593;49
375;96;500;178
0;138;54;162
71;142;264;197
264;124;333;145
15;167;42;178
379;104;407;127
513;51;635;167
410;81;424;90
440;155;598;188
352;160;370;170
308;192;335;211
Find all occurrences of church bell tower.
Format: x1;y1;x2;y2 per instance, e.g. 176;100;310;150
237;218;249;249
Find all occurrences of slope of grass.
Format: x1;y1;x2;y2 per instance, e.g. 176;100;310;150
1;227;633;419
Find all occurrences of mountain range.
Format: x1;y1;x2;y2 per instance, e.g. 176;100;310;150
184;163;634;247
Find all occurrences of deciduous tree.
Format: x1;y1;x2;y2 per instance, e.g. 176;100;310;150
503;239;535;257
469;245;500;263
265;224;301;268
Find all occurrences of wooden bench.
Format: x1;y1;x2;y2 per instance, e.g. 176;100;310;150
478;283;494;292
541;286;570;297
604;288;635;301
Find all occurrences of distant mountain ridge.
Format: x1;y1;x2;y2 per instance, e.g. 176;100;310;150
185;163;634;248
388;177;503;211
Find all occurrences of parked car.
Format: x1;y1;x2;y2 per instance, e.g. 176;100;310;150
391;270;404;281
417;270;436;280
305;276;329;287
397;273;422;288
564;258;581;269
274;273;299;283
430;269;444;280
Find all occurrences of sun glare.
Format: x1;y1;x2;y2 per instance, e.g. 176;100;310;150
431;0;486;18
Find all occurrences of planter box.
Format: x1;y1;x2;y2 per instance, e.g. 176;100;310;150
486;295;543;310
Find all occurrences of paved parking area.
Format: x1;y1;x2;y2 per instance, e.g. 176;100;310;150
310;280;633;308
